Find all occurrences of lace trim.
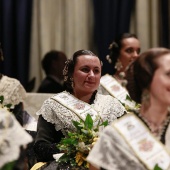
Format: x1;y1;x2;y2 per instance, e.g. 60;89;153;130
0;75;27;105
36;92;125;135
0;108;32;168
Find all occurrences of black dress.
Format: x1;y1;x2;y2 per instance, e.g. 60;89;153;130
34;115;64;162
34;116;88;170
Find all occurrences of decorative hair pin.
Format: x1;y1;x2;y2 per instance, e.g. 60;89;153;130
108;42;118;50
63;59;72;82
106;55;112;63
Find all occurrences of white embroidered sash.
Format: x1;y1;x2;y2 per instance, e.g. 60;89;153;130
112;113;170;170
100;74;135;108
51;91;100;123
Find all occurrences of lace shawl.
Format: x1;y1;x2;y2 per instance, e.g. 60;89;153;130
36;92;125;135
87;125;146;170
98;84;110;95
0;107;32;168
87;116;170;170
0;75;27;105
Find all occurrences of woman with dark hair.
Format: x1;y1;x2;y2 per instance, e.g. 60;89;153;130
107;33;140;75
87;47;170;170
32;50;126;169
99;33;141;108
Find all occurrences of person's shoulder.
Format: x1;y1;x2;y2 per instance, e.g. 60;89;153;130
0;75;26;105
2;75;21;85
2;75;26;91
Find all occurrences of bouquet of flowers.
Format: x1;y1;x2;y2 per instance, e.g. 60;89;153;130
56;114;108;169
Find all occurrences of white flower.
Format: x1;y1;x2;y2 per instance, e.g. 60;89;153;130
78;142;85;149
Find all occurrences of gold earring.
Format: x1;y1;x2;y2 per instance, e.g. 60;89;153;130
114;59;123;71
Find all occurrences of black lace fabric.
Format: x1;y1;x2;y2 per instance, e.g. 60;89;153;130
33;115;64;162
34;142;59;162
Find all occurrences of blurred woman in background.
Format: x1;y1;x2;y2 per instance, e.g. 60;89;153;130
88;47;170;170
99;33;141;109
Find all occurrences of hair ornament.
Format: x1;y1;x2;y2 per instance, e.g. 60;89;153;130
106;55;112;63
63;59;72;81
108;42;118;50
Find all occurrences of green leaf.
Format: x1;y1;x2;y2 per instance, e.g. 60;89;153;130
84;114;93;130
0;95;4;104
60;138;77;145
126;94;132;101
153;164;163;170
4;104;12;109
0;161;16;170
72;121;82;131
100;120;108;127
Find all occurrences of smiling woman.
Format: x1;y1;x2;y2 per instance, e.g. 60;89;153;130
99;33;141;110
72;52;102;102
31;49;126;170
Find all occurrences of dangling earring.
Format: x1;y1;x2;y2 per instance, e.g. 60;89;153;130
119;72;128;87
117;72;128;87
70;77;74;88
63;59;72;82
106;55;112;63
114;59;123;71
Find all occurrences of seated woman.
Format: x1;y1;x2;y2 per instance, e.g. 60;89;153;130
0;43;27;126
87;47;170;170
99;33;141;109
32;50;126;169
